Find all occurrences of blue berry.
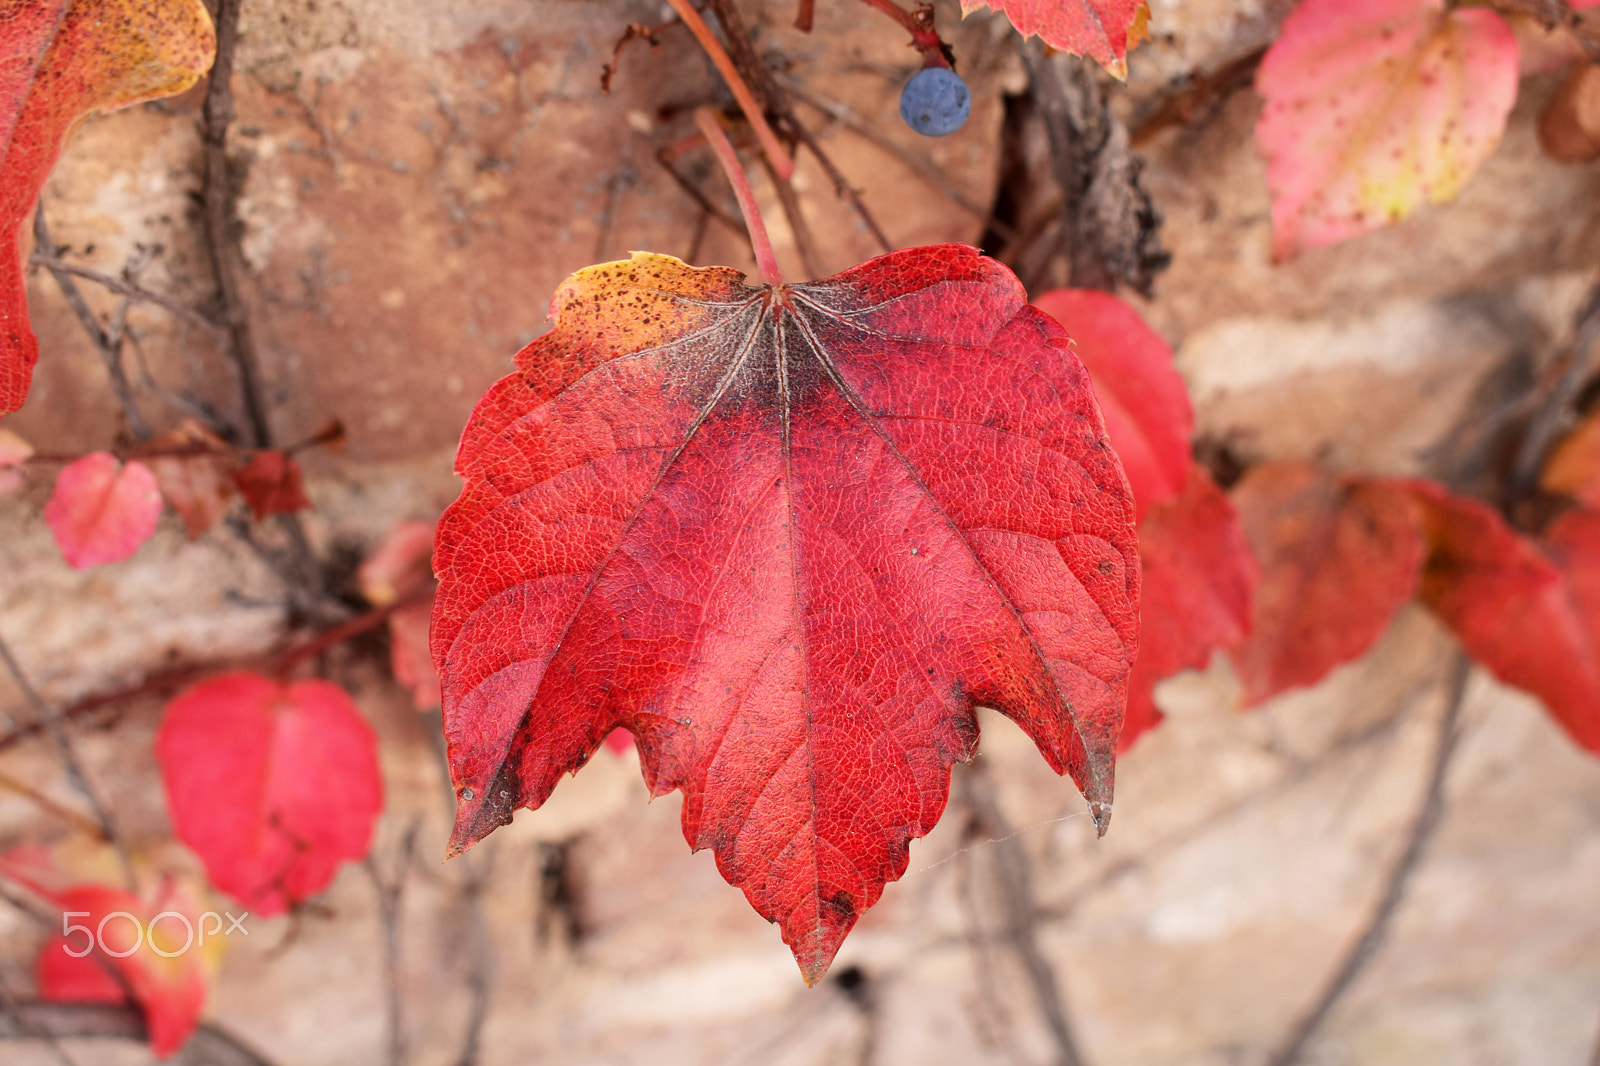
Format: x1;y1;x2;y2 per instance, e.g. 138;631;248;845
899;66;970;137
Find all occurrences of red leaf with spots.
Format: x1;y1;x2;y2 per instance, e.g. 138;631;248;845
433;247;1140;982
44;452;162;569
0;0;215;416
1228;463;1424;704
1256;0;1519;259
233;451;309;519
1409;485;1600;753
1123;467;1255;749
1033;288;1191;518
962;0;1150;78
155;671;383;916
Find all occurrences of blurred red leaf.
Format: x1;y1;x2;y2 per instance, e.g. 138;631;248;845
233;451;309;519
360;519;441;709
44;452;162;569
155;671;383;916
0;426;29;496
1228;463;1424;704
1409;485;1600;753
0;0;215;416
143;420;235;539
433;248;1139;982
962;0;1149;78
1033;287;1191;517
1256;0;1518;259
0;853;209;1059
1124;466;1256;749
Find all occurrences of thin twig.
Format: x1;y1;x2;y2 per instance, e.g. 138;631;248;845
0;982;79;1066
202;0;274;449
655;144;748;237
662;0;794;178
0;1003;277;1065
1266;653;1474;1066
789;122;894;255
0;767;108;840
366;821;420;1066
959;762;1088;1066
450;851;494;1066
0;629;133;888
32;209;153;440
781;76;1009;240
1508;279;1600;507
696;108;784;286
760;152;824;280
27;252;226;341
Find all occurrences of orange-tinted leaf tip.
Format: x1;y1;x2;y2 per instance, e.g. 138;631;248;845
1;0;216;416
433;246;1139;979
1256;0;1518;259
962;0;1148;78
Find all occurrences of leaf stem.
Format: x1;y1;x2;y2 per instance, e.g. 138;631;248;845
855;0;951;66
663;0;794;179
695;107;785;287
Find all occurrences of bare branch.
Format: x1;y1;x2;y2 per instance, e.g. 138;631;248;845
1266;653;1474;1066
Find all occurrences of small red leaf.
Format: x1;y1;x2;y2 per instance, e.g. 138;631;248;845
1256;0;1519;259
155;672;384;916
962;0;1150;78
1228;463;1424;704
1034;288;1192;517
44;452;163;569
360;520;441;709
1409;485;1600;753
1124;465;1256;749
433;248;1139;981
233;451;309;519
0;0;215;416
0;853;209;1061
143;420;235;539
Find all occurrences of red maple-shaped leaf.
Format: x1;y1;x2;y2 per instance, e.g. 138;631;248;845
233;450;309;519
433;247;1140;981
1256;0;1519;259
1033;288;1191;518
1408;485;1600;753
143;420;236;539
1228;463;1424;704
155;672;384;916
962;0;1150;78
44;451;163;569
0;0;215;417
1124;467;1255;748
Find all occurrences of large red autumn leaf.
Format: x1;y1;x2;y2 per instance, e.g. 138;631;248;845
1408;485;1600;753
155;671;384;916
0;852;210;1058
1256;0;1519;259
0;0;215;417
961;0;1149;78
1033;287;1191;518
433;246;1140;982
1228;463;1424;704
1124;467;1255;749
44;451;162;568
1033;288;1253;748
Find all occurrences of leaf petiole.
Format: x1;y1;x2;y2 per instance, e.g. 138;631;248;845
662;0;794;178
694;107;785;288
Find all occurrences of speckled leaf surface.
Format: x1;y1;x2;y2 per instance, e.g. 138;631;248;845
1256;0;1518;259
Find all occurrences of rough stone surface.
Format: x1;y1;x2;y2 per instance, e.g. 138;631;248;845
3;2;1600;1065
